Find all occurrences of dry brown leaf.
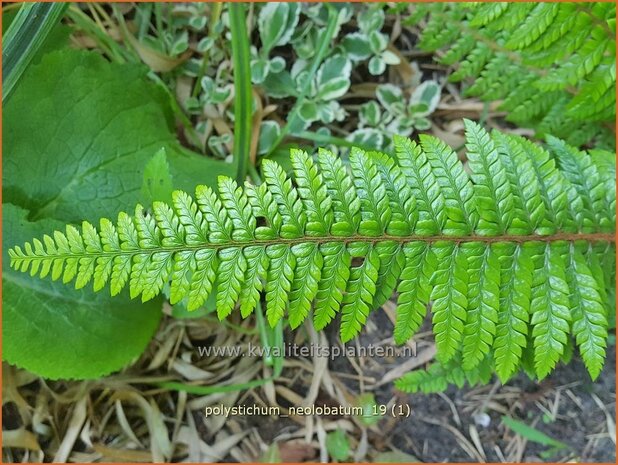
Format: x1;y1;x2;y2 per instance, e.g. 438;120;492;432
278;440;316;462
92;443;154;462
52;395;88;463
124;31;192;72
2;428;41;451
372;345;437;388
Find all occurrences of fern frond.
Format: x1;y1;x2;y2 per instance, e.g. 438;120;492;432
9;125;616;381
411;2;616;147
395;354;493;393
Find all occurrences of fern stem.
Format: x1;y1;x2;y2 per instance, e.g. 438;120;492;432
574;3;616;40
12;233;615;266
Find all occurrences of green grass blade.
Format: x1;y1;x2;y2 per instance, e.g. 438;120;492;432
501;416;569;450
229;2;252;184
2;2;68;103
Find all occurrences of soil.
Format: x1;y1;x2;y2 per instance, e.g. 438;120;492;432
259;307;617;463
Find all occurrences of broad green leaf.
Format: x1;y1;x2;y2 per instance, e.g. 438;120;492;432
258;121;282;156
368;55;386;75
342;32;372;61
315;54;351;101
2;204;162;379
358;7;385;33
258;2;299;53
360;101;381;126
369;30;388;54
2;48;231;379
3;49;233;225
376;83;404;113
250;57;270;84
410;81;441;116
141;148;174;206
326;429;351;461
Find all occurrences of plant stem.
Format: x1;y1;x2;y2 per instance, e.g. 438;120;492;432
13;233;617;266
2;2;68;103
256;300;275;366
65;5;127;63
265;4;339;157
191;2;223;98
247;164;262;184
229;2;253;184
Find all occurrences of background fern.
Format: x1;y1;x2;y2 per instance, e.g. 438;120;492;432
9;122;616;388
408;2;616;148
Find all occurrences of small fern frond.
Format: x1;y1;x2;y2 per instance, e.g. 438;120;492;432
410;2;616;147
395;354;494;394
9;124;616;382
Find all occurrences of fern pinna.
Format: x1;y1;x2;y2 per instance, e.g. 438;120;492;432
409;2;616;148
9;122;616;390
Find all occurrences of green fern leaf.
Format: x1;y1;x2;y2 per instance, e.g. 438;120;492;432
370;151;416;236
530;242;572;379
169;251;193;305
239;246;268;318
493;132;545;234
494;243;534;382
265;244;295;326
291;149;333;236
431;242;468;362
340;245;380;343
464;120;514;235
218;177;255;241
566;243;608;380
245;181;282;239
288;243;322;329
262;159;307;238
216;247;247;319
8;128;616;386
350;148;392;236
196;185;233;243
394;242;436;345
187;249;217;311
394;135;446;234
461;242;499;370
372;242;405;310
413;2;616;147
317;148;360;235
420;134;477;235
172;190;209;245
314;242;351;330
547;136;610;232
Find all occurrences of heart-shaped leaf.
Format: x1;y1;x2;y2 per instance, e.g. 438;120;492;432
2;48;232;379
